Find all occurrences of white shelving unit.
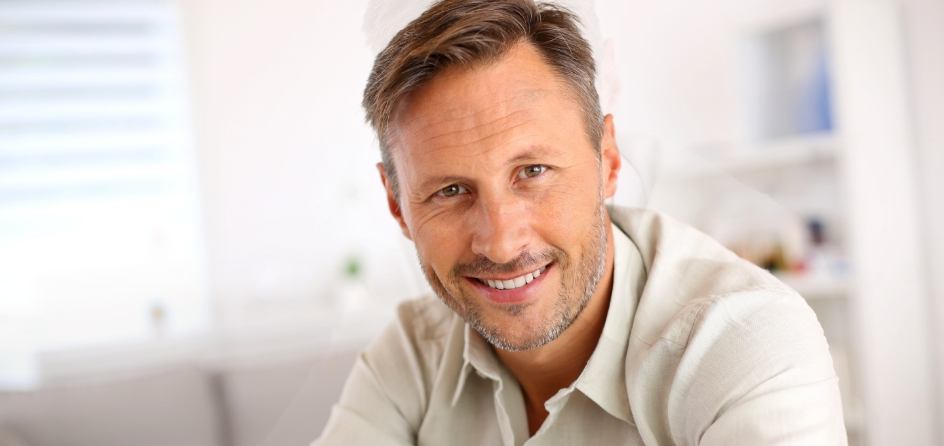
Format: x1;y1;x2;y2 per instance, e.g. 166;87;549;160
648;2;936;445
662;134;838;180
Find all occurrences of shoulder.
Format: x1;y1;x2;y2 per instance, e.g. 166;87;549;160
364;294;459;376
611;206;799;346
613;206;829;379
393;295;459;343
611;208;838;444
357;295;462;419
317;296;463;443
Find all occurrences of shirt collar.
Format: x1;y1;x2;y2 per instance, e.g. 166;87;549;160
573;222;645;424
452;320;504;405
452;222;647;425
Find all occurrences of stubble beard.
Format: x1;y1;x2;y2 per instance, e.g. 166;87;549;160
419;203;609;352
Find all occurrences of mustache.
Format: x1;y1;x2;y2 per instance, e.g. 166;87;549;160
453;249;559;278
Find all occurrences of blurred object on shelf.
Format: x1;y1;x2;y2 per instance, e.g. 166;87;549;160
800;216;850;278
149;300;168;339
731;234;788;272
723;212;850;300
334;254;370;313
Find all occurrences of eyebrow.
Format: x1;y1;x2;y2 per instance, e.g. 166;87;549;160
414;175;471;198
414;145;560;193
508;145;558;163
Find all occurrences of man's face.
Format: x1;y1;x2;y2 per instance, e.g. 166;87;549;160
381;43;621;351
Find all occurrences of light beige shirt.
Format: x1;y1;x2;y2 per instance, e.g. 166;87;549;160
315;207;847;445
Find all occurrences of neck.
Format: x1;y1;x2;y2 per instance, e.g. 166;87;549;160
495;222;616;434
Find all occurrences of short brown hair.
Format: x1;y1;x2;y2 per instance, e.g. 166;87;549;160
363;0;602;198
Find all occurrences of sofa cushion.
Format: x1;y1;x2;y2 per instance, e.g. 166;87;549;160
219;349;358;446
0;366;221;446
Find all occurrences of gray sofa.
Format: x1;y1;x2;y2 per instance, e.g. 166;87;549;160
0;349;359;446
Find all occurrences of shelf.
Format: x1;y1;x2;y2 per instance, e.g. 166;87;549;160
775;271;850;300
662;134;837;179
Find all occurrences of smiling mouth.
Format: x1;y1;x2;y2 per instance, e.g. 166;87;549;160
473;265;548;290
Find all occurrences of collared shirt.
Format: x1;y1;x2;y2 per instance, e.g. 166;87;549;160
315;207;847;445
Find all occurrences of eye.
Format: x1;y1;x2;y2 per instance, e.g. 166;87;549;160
517;164;547;180
436;183;468;198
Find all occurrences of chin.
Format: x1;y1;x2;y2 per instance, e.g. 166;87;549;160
470;308;561;351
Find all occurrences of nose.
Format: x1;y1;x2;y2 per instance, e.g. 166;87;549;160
468;192;532;265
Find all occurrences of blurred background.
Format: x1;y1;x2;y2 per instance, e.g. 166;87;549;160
0;0;941;445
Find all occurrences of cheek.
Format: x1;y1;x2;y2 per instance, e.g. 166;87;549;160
413;217;469;277
527;175;601;238
532;186;581;223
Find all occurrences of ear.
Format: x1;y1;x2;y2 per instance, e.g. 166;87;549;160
377;162;413;240
600;114;622;199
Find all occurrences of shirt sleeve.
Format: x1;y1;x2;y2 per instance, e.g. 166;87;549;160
312;352;415;446
313;304;435;446
669;291;848;446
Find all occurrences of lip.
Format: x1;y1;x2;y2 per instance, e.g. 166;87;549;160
465;263;553;305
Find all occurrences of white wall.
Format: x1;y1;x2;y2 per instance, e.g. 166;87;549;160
178;0;427;314
899;0;944;442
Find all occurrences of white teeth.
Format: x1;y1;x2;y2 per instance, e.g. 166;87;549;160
481;267;546;291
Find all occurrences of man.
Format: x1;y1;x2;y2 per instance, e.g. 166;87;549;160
316;0;847;444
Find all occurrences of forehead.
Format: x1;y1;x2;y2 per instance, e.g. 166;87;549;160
387;43;587;174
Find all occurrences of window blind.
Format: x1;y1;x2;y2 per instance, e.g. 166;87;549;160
0;0;208;376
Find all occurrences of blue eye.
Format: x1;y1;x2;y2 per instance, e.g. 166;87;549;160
437;184;468;198
518;164;547;179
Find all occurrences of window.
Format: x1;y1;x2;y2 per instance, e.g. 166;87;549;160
0;0;207;387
